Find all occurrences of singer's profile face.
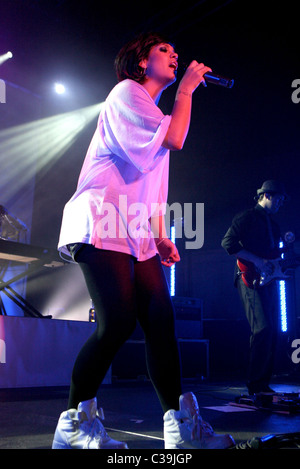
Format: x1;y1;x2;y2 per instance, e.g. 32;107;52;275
140;43;178;87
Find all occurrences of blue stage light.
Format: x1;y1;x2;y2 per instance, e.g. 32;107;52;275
278;241;287;332
170;225;175;296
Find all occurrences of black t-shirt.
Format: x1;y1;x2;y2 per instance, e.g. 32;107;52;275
221;204;281;260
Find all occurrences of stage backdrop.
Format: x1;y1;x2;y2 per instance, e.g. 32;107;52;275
0;315;111;388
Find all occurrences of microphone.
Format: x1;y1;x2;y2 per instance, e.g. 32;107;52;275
181;63;234;88
203;72;234;88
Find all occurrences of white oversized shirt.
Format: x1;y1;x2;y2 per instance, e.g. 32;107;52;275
58;79;171;261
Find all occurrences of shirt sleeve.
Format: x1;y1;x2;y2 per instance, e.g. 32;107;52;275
102;80;171;173
221;212;248;255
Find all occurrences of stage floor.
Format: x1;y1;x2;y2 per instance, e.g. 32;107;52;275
0;378;300;451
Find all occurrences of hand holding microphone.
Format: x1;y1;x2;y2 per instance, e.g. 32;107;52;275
180;60;212;92
180;60;234;90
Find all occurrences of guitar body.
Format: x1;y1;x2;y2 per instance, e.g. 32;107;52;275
237;259;261;288
237;258;297;289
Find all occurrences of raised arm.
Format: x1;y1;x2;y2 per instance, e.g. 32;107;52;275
162;61;212;151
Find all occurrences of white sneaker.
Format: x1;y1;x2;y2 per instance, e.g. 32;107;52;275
52;397;128;449
164;392;235;449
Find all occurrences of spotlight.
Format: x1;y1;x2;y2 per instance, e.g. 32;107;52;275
54;83;66;95
0;51;13;66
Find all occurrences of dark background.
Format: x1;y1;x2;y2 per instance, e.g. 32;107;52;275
1;0;299;376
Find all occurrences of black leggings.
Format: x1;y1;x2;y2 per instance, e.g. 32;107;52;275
68;244;182;413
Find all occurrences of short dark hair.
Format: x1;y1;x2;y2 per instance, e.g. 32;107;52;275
114;32;174;83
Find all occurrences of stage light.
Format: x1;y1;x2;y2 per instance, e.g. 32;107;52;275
278;241;288;332
54;83;66;95
279;280;287;332
0;51;13;66
170;224;176;296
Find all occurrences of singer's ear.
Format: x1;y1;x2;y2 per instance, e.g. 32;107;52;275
139;58;148;69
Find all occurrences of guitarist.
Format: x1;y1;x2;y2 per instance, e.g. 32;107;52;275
221;180;289;395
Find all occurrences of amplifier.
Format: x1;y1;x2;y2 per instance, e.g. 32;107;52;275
130;297;203;340
173;296;203;339
112;339;209;381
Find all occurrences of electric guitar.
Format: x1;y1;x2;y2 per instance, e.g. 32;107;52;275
237;256;300;289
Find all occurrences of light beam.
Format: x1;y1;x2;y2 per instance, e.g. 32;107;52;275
0;102;103;204
0;51;13;66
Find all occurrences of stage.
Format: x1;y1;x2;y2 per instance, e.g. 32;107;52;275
0;379;300;451
1;0;300;457
0;315;300;451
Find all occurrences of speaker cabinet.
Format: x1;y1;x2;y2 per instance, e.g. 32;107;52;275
173;296;203;339
130;296;204;341
112;339;209;381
